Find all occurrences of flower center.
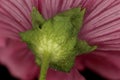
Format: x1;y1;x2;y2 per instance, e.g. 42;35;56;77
19;7;97;80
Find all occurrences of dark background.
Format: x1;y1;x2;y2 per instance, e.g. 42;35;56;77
0;65;105;80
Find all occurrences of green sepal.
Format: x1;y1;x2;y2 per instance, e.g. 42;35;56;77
57;8;85;33
20;7;97;74
76;40;97;55
31;7;45;29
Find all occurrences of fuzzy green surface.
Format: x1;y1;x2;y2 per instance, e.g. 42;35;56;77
20;7;96;72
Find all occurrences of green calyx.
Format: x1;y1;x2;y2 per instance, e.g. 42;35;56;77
20;7;97;80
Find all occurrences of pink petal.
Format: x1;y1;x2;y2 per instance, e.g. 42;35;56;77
82;51;120;80
39;0;95;19
75;56;85;71
46;68;85;80
0;0;36;40
0;39;39;80
0;37;7;48
79;0;120;51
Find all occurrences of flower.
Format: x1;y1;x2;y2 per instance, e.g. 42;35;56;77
0;0;120;80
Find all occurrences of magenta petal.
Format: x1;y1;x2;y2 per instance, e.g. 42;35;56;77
83;51;120;80
46;68;85;80
39;0;95;19
0;0;35;40
0;39;39;80
75;56;85;71
0;37;7;48
80;0;120;51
